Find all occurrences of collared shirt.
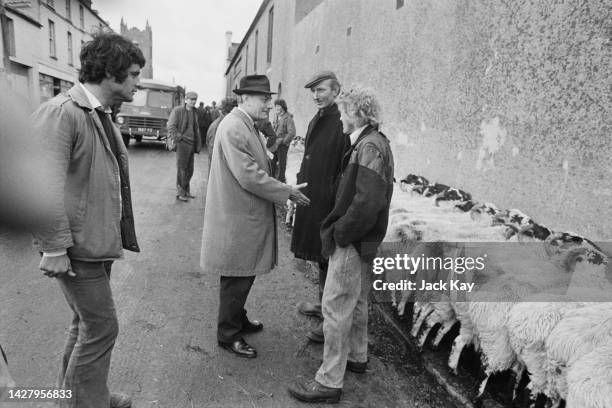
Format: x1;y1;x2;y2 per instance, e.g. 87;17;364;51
349;125;368;146
80;83;112;113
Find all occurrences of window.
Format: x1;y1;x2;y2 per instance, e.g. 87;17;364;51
49;20;56;58
79;4;84;28
66;0;71;20
396;0;404;9
47;0;54;8
267;7;273;63
67;32;73;65
5;17;15;57
254;30;258;72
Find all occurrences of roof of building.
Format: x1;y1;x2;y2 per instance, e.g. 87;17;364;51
224;0;271;76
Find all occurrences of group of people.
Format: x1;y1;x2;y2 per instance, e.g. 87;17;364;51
168;86;297;201
6;30;395;407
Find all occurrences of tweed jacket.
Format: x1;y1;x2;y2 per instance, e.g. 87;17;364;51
31;84;139;260
200;108;292;276
167;105;202;152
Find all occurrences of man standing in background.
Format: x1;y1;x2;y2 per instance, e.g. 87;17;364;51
271;99;296;183
206;97;237;175
291;71;346;344
168;91;202;201
197;101;211;148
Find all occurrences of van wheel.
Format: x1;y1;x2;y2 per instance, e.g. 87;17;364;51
135;136;143;143
122;134;130;147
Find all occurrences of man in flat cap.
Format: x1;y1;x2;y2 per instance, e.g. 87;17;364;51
201;75;310;358
291;70;347;343
168;91;202;201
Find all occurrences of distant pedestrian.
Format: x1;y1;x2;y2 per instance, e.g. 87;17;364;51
200;75;310;359
255;117;278;177
206;97;237;175
197;101;212;147
209;100;220;121
271;99;296;183
168;91;202;201
289;86;394;403
30;32;143;408
291;71;347;344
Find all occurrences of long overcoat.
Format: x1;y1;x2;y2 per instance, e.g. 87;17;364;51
200;108;292;276
290;103;346;263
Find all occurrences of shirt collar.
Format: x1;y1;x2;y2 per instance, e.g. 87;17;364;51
349;125;368;145
80;83;112;114
237;106;254;127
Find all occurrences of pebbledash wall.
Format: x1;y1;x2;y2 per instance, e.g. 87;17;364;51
226;0;612;241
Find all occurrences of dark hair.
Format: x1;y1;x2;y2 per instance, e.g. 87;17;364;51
79;32;145;84
274;98;287;112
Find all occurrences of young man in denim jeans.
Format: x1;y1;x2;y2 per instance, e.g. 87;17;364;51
288;86;394;403
31;33;144;408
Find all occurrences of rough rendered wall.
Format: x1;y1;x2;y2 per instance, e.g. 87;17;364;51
287;0;611;240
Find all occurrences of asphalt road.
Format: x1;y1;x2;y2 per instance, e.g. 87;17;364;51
0;141;454;408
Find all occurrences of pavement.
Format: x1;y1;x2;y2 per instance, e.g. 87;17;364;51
0;141;455;408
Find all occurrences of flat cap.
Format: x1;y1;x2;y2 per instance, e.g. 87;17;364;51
304;70;338;89
185;91;198;99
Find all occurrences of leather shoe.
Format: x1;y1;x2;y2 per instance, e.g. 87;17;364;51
110;392;132;408
297;301;323;319
306;322;324;343
177;195;188;202
288;379;342;403
242;320;263;334
218;338;257;358
346;360;368;374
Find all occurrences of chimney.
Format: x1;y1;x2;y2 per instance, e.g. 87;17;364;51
225;31;232;53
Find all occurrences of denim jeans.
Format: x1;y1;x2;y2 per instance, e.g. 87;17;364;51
315;245;371;389
56;260;118;408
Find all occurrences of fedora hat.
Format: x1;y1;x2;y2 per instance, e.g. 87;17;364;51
233;75;276;95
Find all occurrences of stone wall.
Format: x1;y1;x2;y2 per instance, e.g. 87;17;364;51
282;0;611;240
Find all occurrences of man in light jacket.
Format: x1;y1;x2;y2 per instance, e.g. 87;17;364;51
200;75;309;359
31;32;144;408
288;86;394;404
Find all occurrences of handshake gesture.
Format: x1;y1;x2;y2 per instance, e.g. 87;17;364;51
288;183;310;206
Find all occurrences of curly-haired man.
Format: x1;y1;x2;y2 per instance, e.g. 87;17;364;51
31;32;145;408
289;87;394;403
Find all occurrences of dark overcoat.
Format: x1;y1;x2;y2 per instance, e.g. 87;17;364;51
290;103;346;263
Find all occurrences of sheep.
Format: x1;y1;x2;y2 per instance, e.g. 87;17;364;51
544;304;612;405
506;297;583;402
423;182;450;197
434;187;472;207
399;174;429;193
566;342;612;408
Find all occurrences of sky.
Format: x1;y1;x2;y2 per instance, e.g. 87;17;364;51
93;0;262;104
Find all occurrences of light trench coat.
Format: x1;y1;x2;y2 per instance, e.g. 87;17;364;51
200;108;292;276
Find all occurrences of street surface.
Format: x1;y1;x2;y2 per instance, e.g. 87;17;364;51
0;142;454;408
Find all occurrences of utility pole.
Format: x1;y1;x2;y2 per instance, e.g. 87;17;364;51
0;0;12;77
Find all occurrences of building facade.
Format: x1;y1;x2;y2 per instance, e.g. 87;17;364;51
119;18;152;79
225;0;612;241
0;0;109;108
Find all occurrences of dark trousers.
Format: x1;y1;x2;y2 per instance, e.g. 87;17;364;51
218;276;256;342
317;261;328;302
56;260;118;408
273;144;289;183
176;140;195;197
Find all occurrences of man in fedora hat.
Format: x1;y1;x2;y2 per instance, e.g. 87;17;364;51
200;74;310;358
291;70;347;344
168;91;202;201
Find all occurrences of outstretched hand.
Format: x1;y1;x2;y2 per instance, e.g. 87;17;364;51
289;182;310;206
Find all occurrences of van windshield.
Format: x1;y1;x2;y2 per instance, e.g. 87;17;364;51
125;89;174;108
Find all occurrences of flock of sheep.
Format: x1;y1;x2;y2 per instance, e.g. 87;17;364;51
379;174;611;408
